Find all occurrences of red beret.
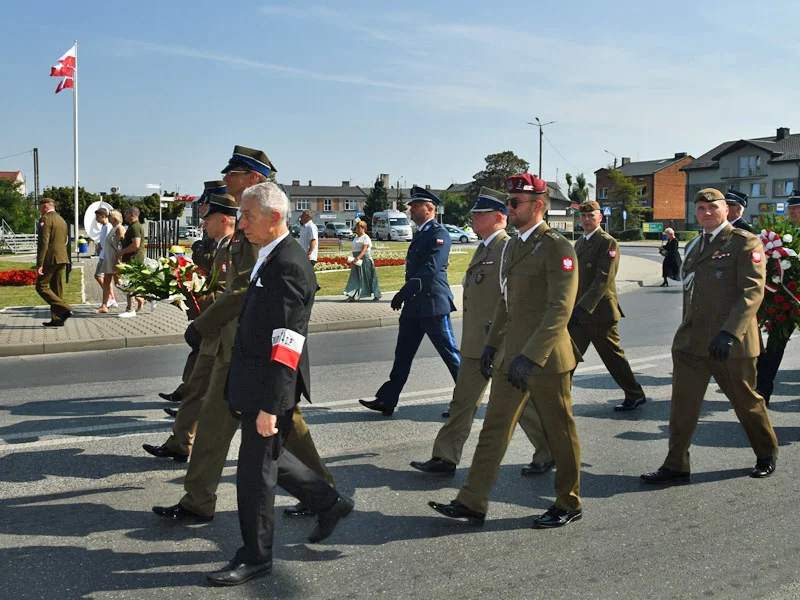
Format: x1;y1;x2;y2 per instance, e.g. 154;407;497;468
505;173;547;194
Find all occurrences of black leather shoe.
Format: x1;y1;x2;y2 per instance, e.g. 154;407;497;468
206;560;271;586
750;454;776;478
531;505;582;529
308;495;354;543
284;502;316;518
59;310;73;323
359;398;394;416
163;407;178;418
521;460;556;476
158;392;182;402
410;458;456;475
152;503;213;523
42;320;64;327
614;396;646;411
143;443;188;463
428;500;486;524
441;410;450;418
640;467;690;484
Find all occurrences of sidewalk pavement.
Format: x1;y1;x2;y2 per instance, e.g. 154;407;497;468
0;254;663;357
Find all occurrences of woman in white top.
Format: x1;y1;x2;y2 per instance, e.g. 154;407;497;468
342;220;381;301
96;210;125;313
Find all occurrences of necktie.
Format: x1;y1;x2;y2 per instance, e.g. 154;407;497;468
702;232;712;253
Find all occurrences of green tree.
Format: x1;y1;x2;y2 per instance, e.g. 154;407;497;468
0;178;37;232
363;177;389;229
396;190;408;213
41;186;100;226
466;150;530;208
440;191;472;226
120;193;184;222
565;172;590;204
607;169;650;231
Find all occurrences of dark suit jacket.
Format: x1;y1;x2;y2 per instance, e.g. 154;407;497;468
399;220;456;318
227;235;315;415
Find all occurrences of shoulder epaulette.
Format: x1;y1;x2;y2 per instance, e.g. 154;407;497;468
545;230;561;240
731;228;750;238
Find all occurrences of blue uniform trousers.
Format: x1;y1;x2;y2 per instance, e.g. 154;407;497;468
376;313;460;409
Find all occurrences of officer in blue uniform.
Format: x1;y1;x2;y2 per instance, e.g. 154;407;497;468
360;186;460;416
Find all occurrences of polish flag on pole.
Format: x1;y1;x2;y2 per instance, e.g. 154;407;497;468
55;77;74;94
50;44;76;94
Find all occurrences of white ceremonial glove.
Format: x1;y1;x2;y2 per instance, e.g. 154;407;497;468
347;256;354;263
355;259;363;266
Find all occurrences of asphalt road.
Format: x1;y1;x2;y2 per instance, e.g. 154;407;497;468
1;284;799;599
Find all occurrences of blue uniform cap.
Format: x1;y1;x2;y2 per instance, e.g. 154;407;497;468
724;189;748;208
221;145;276;179
787;193;800;207
409;186;441;206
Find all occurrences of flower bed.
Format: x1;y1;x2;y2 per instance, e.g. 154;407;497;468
0;269;38;286
315;254;405;272
755;214;800;337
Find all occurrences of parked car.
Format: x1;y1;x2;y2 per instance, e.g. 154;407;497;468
444;225;478;244
372;210;413;241
322;222;353;239
289;222;301;238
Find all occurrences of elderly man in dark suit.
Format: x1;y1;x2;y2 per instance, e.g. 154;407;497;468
205;182;353;587
360;186;460;416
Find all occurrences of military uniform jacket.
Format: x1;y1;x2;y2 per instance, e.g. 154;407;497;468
732;218;756;234
486;223;581;374
228;235;315;415
674;223;764;358
187;235;230;325
460;230;509;359
400;220;456;318
573;229;623;323
191;234;217;274
37;211;69;269
192;227;259;364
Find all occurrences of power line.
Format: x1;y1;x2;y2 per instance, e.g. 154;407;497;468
0;149;34;162
541;131;585;173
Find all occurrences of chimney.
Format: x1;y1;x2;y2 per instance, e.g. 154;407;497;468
621;157;631;166
379;173;390;188
425;184;431;190
674;152;687;159
777;127;790;141
342;180;350;187
291;180;300;186
308;180;312;186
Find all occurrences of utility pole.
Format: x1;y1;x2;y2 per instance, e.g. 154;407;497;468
527;117;556;178
33;148;40;205
603;149;618;170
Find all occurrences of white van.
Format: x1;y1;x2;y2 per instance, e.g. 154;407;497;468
372;210;413;241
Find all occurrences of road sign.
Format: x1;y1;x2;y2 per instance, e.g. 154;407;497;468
776;202;786;215
602;206;611;216
623;210;628;220
642;222;664;233
355;210;364;218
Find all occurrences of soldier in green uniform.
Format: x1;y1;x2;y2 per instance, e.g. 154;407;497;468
35;198;72;326
568;200;645;411
430;173;584;529
152;146;334;523
642;188;778;484
143;194;237;461
410;188;552;475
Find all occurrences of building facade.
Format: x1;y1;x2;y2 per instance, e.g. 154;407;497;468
0;171;26;196
281;181;369;228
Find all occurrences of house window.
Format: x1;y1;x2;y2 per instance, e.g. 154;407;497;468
296;198;310;210
598;188;608;200
323;198;333;211
750;183;767;197
637;185;647;196
344;199;358;210
739;155;761;177
345;220;353;228
775;180;795;197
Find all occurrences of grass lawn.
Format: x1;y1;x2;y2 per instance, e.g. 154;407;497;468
316;246;474;296
0;261;83;309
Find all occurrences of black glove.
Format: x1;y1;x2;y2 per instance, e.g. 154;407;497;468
184;321;202;349
480;346;497;379
390;291;404;311
508;354;535;391
708;331;737;360
569;305;588;326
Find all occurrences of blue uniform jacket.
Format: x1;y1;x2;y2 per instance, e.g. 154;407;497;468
399;220;456;318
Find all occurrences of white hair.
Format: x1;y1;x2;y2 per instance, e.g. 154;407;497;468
664;227;674;234
241;182;288;221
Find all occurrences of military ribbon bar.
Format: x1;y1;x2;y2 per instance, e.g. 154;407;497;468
271;328;306;370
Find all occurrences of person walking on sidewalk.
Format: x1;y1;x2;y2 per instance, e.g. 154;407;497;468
96;210;124;313
117;206;146;318
92;207;118;311
659;227;681;287
359;186;460;417
35;198;72;327
568;200;646;412
410;187;553;476
342;219;381;301
641;188;778;485
429;173;583;529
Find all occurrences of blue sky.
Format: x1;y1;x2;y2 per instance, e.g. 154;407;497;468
2;0;799;198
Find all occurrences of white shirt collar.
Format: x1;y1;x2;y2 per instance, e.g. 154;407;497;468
584;226;600;240
418;217;436;232
518;220;544;242
705;221;729;243
482;229;503;246
250;231;290;280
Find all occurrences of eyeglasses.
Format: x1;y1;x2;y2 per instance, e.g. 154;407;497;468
505;197;534;209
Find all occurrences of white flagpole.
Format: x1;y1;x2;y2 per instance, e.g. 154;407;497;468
72;40;79;261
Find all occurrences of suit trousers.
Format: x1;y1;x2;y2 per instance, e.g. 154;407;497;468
36;264;71;320
432;357;552;465
456;369;580;514
756;326;794;402
163;350;216;455
180;359;334;517
663;349;778;472
236;409;339;564
376;313;460;408
569;321;644;401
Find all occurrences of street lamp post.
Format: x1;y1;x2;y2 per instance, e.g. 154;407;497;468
527;117;556;178
603;149;618;170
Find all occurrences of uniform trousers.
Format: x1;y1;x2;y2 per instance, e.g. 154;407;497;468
568;321;644;401
456;369;581;514
376;313;460;408
755;327;795;402
163;349;216;455
173;338;201;399
432;357;552;465
180;358;334;517
663;349;778;473
36;264;71;321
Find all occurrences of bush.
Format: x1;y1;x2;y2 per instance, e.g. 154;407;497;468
675;231;699;241
643;232;663;240
615;229;644;241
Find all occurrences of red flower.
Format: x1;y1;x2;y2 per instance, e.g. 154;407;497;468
765;323;773;330
765;307;777;314
788;281;798;291
774;295;785;303
0;269;38;286
776;314;788;322
793;309;800;316
782;302;792;311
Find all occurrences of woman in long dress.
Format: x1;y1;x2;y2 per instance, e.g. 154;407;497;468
343;220;381;301
659;227;681;287
96;210;125;313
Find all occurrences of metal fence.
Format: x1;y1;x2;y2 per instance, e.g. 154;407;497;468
147;220;179;260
